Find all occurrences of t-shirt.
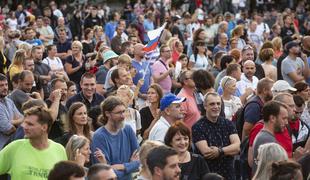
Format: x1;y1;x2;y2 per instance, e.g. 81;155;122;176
252;130;277;173
189;54;209;70
151;59;172;94
281;56;305;86
0;139;67;180
42;57;64;73
180;153;210;180
244;96;263;125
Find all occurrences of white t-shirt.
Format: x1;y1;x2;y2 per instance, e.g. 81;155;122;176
190;54;209;70
6;18;18;30
223;96;242;120
42;57;64;73
124;108;142;135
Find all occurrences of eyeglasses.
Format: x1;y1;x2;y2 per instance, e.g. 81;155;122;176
110;110;126;115
242;45;253;51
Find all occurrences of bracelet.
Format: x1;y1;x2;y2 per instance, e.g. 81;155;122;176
218;147;224;157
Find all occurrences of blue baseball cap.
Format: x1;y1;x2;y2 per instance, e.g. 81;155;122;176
160;93;186;111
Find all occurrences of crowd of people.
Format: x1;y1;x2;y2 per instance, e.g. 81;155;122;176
0;0;310;179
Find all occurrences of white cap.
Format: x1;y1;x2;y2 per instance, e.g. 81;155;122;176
271;80;297;92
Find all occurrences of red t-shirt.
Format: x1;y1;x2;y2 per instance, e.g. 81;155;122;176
249;121;293;158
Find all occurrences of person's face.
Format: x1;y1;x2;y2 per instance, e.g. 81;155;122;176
33;48;43;61
59;31;67;41
72;44;81;55
176;43;184;53
91;8;98;16
22;115;47;138
147;88;159;103
206;19;213;26
220;34;228;45
243;63;256;79
184;71;195;88
134;45;145;58
204;95;221;119
225;80;237;95
179;57;188;69
275;25;281;34
274;106;288;133
67;85;77;98
81;77;96;99
285;16;292;25
117;90;132;106
107;105;126;124
80;141;91;163
0;80;8;98
49;46;57;57
196;44;206;53
130;37;138;45
44;9;51;16
161;47;172;59
73;105;88;126
170;132;190;153
20;74;34;93
159;155;181;180
36;19;43;27
298;87;310;101
23;59;35;71
242;49;254;61
263;85;274;102
87;30;94;39
198;31;207;40
290;46;300;55
26;29;35;39
93;169;117;180
166;103;184;121
54;81;68;101
250;22;257;31
117;69;132;86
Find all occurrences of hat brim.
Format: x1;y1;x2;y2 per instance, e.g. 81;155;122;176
171;97;186;104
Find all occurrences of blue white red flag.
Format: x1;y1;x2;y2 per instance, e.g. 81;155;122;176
143;22;167;52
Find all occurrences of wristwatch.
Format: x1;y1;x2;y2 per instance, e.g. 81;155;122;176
218;147;225;157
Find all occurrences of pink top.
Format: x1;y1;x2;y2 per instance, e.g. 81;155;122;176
177;87;201;128
152;59;172;94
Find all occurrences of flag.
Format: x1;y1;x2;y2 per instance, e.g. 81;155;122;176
143;22;167;52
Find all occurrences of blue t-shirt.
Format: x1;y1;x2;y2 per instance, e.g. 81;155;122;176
244;96;263;124
26;39;43;46
132;60;152;94
105;21;118;41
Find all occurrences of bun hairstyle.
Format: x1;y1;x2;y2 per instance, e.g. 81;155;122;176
270;160;301;180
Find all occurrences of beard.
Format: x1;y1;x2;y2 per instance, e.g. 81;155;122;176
264;93;273;102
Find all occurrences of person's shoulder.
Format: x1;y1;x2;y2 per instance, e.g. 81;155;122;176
192;116;207;128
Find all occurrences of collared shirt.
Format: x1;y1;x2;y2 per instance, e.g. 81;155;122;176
236;73;259;95
66;92;104;111
148;116;171;142
151;58;172;94
0;97;22;150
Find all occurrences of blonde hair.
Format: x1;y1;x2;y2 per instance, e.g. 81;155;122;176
118;54;131;64
252;143;288;180
231;25;244;38
72;40;83;50
221;76;237;89
139;140;163;171
0;36;4;51
11;49;26;66
65;135;89;162
117;85;134;106
271;37;283;52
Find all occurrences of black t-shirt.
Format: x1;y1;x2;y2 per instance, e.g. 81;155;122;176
180;153;210;180
139;106;154;137
281;25;295;38
65;55;86;85
46;99;67;140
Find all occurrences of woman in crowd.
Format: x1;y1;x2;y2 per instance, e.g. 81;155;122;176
270;160;303;180
137;140;163;180
18;43;32;58
0;36;9;75
165;121;210;179
116;85;142;136
294;82;310;103
175;54;190;81
271;37;283;59
93;25;105;46
189;40;209;70
252;143;288;180
140;83;163;140
221;76;242;121
66;135;105;168
56;102;92;146
82;28;96;56
66;81;77;100
231;25;246;50
8;49;26;80
260;48;277;81
64;41;87;86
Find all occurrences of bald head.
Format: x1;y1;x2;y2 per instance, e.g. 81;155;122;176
244;60;255;66
133;43;145;60
243;60;256;79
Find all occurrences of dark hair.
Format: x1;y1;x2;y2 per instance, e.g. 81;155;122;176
294;82;309;93
66;81;76;89
84;28;93;40
21;99;47;112
270;160;301;180
193;28;205;42
260;48;274;62
24;106;53;132
257;78;274;94
0;73;7;81
220;55;235;70
48;161;85;180
88;164;113;180
164;121;191;149
46;44;56;52
121;41;132;53
66;102;91;140
179;70;193;85
192;69;214;91
81;72;96;83
98;96;125;125
226;63;241;76
18;70;33;81
50;78;66;91
262;101;286;122
293;95;305;108
146;145;178;175
214;51;226;64
111;67;126;85
202;173;224;180
192;40;207;57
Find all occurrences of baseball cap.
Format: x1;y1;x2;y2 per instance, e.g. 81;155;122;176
102;50;118;63
286;41;299;51
271;80;297;92
160;93;186;111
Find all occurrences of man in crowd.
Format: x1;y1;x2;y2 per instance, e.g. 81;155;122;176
66;72;104;110
146;145;181;180
237;60;259;95
149;93;185;142
242;78;274;141
111;25;125;55
213;33;229;54
241;45;265;79
0;74;23;150
23;57;44;98
177;70;200;128
152;45;174;94
88;164;117;180
281;41;309;86
0;106;67;179
192;92;240;180
55;27;72;63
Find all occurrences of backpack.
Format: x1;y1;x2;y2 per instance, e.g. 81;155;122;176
232;98;264;139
